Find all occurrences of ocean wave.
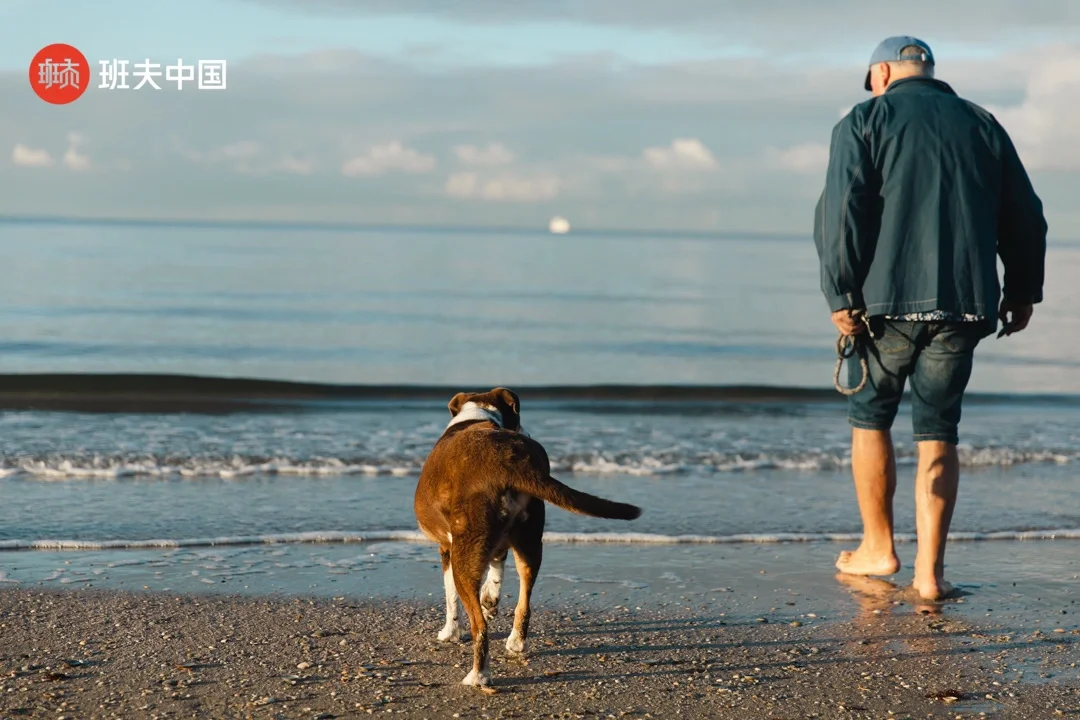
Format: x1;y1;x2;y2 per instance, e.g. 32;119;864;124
2;372;1079;408
0;456;419;480
561;446;1079;475
2;528;1078;552
1;445;1075;480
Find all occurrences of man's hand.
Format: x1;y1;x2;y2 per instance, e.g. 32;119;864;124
831;308;867;336
998;299;1034;337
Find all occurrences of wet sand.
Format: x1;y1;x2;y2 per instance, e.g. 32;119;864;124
4;537;1078;627
1;584;1077;720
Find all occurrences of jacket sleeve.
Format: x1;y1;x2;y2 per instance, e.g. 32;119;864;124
996;125;1047;305
813;111;881;313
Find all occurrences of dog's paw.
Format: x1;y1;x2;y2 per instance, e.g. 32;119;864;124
461;668;492;688
437;622;463;643
505;630;527;655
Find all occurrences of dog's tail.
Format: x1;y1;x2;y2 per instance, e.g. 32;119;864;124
510;473;641;521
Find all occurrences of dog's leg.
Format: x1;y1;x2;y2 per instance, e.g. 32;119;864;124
436;546;463;642
452;533;493;688
480;548;507;621
506;500;544;655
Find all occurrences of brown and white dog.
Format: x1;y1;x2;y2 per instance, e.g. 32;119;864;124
414;387;642;689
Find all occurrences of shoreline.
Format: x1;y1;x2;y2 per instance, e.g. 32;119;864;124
3;527;1080;552
1;587;1077;719
3;539;1078;624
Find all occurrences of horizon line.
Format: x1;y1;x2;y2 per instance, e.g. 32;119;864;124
3;213;1076;245
0;213;811;242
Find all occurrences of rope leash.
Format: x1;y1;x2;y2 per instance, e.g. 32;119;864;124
832;312;872;396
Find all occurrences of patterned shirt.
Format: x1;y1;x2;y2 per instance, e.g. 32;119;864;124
884;310;984;322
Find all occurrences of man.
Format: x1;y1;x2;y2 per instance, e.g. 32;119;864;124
813;36;1047;600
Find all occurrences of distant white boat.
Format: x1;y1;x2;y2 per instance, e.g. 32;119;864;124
548;216;570;234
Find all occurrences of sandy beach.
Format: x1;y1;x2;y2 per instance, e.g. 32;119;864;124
1;583;1077;720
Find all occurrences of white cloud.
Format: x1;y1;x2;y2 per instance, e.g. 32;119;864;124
185;140;261;169
445;171;559;202
764;143;829;175
341;141;436;176
220;140;261;160
279;156;316;175
63;147;90;171
11;143;53;168
184;141;316;175
62;132;91;171
986;46;1080;171
12;134;91;171
643;138;718;171
584;155;634;174
454;142;515;166
445;172;478;197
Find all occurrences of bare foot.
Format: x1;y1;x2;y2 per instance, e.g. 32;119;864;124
912;576;954;601
835;546;900;576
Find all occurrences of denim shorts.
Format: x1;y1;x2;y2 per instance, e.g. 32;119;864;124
847;320;987;444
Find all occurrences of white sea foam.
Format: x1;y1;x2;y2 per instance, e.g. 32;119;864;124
2;445;1076;481
2;457;420;481
1;527;1078;552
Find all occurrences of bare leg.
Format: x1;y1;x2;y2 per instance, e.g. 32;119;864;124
836;428;902;576
912;440;959;600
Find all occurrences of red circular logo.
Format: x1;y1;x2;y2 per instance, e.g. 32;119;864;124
29;43;90;104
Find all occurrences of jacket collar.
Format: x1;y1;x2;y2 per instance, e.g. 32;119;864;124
884;76;957;96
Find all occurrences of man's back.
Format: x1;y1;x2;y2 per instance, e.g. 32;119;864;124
815;76;1046;326
817;36;1048;604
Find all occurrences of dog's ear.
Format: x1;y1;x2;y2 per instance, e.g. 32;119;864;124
493;387;519;416
447;392;469;417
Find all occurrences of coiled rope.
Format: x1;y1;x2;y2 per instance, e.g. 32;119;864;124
832;311;872;396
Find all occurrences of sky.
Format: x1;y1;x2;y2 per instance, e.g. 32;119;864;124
1;0;1079;236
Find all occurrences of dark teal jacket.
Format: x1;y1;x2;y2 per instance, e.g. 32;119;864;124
813;76;1047;330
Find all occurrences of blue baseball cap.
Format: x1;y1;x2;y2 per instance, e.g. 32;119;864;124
864;36;934;91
